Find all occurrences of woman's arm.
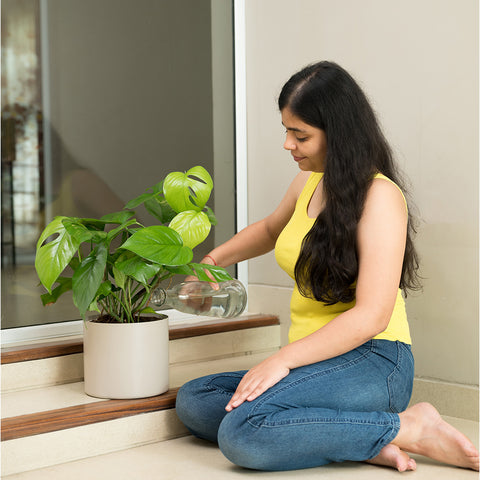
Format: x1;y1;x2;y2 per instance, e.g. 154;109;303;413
226;177;408;410
202;172;310;268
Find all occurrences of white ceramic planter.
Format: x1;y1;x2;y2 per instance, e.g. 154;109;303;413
83;315;169;399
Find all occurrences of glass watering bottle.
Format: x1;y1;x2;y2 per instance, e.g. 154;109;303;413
150;280;247;318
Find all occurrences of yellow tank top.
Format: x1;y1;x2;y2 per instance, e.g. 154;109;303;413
275;172;412;345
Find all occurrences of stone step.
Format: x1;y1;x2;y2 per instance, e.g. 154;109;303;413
2;388;178;441
3;418;479;480
1;313;281;476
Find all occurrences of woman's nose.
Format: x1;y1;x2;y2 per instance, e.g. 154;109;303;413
283;138;295;151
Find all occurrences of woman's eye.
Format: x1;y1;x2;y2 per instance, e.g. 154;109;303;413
284;129;307;142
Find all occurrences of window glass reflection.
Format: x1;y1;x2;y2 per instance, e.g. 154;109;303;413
1;0;236;329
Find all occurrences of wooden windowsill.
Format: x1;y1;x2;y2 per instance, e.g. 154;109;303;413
1;313;279;365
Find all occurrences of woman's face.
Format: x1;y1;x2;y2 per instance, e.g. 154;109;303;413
281;107;327;173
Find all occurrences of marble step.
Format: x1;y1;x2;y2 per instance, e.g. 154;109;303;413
3;418;479;480
1;313;281;476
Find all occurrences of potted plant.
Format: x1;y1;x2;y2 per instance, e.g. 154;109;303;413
35;166;232;399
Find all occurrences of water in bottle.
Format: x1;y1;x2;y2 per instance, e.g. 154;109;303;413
150;279;247;318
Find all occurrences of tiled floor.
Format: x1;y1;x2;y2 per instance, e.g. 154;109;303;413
4;416;479;480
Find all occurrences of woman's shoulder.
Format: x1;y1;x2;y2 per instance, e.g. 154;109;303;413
368;174;408;213
277;171;323;217
294;170;313;185
283;171;309;199
290;170;320;197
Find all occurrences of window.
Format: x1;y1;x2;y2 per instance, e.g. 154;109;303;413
1;0;239;334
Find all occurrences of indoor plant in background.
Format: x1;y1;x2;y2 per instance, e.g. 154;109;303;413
35;166;232;399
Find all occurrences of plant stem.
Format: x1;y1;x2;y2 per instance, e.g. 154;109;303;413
111;291;132;322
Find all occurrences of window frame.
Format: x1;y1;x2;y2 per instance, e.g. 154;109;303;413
1;0;248;346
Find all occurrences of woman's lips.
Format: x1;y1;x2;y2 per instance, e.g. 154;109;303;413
293;155;305;162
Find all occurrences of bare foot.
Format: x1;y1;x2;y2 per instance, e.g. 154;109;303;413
366;444;417;472
394;403;479;471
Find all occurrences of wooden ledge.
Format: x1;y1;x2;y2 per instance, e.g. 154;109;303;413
169;313;279;340
1;313;279;365
2;388;179;441
1;339;84;365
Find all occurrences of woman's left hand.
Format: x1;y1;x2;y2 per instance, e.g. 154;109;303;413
225;354;290;412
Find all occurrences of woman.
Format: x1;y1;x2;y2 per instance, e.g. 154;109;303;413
176;61;479;472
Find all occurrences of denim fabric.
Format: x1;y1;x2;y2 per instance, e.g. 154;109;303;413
176;339;414;471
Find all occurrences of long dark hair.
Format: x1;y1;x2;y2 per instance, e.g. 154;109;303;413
278;61;421;304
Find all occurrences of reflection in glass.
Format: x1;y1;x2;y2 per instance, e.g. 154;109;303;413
1;0;236;330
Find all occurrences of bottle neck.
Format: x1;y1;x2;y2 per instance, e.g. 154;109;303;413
151;288;167;307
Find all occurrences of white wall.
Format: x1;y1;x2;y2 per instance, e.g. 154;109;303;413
244;0;479;390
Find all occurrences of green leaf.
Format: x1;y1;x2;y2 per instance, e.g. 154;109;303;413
139;307;156;315
113;266;126;289
69;257;81;270
106;219;138;242
190;263;233;282
72;242;108;317
114;251;162;284
96;281;112;299
165;264;195;276
88;299;101;314
121;226;193;266
144;197;177;223
100;210;136;224
35;216;81;293
91;282;112;312
163;166;213;213
204;206;218;226
40;277;72;306
62;219;95;244
124;191;154;209
169;210;211;249
152;181;164;194
62;218;108;244
189;267;212;282
81;219;108;231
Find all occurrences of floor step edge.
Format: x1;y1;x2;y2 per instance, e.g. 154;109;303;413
2;388;178;441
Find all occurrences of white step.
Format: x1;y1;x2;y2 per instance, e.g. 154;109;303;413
1;314;281;476
3;417;479;480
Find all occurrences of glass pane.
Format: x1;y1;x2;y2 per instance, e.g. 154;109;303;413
1;0;236;329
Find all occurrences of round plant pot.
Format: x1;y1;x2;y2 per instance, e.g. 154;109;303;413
83;315;169;399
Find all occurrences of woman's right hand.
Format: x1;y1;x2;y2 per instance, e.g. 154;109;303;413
177;280;213;312
185;254;218;284
179;255;219;311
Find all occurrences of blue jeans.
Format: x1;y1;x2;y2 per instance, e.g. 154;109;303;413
176;339;414;471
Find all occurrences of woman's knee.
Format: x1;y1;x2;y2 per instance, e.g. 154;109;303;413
176;377;204;413
176;374;243;443
175;377;220;442
217;407;275;470
175;380;201;430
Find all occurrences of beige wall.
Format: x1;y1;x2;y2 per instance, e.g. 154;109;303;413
245;0;479;388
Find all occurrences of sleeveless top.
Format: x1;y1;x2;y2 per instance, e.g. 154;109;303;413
275;172;412;345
